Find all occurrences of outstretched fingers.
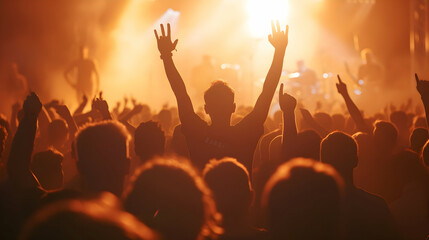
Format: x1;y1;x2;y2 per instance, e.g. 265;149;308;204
154;29;159;40
160;24;166;37
279;83;284;98
337;74;343;84
167;23;171;39
276;20;280;33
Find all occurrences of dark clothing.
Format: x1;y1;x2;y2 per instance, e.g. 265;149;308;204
181;114;263;172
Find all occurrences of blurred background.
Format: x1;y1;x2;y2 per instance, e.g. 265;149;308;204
0;0;424;114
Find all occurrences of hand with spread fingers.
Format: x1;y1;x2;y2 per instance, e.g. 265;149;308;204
268;20;289;52
154;23;178;57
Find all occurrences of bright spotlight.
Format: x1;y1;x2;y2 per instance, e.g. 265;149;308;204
246;0;289;38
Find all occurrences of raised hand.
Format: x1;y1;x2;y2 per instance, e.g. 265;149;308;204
23;92;42;117
52;104;72;120
92;93;109;116
336;74;348;96
279;83;296;112
268;20;289;52
415;73;429;100
154;23;178;56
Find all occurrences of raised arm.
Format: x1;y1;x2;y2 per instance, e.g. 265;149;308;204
246;21;289;125
336;75;370;133
7;92;42;191
155;24;196;123
415;73;429;128
279;83;298;161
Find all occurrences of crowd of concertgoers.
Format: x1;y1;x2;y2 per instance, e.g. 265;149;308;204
0;21;429;240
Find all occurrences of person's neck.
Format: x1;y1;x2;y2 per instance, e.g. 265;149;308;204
210;119;230;129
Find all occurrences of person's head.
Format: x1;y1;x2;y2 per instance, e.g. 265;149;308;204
204;81;235;124
331;114;346;131
352;132;373;157
314;112;333;132
134;121;165;163
421;140;429;167
295;130;321;160
297;60;306;72
373;120;398;153
361;48;374;64
76;121;130;196
390;111;410;132
410;128;429;153
203;158;253;222
48;119;69;149
20;193;157;240
393;150;429;192
31;150;64;191
79;45;89;59
321;131;358;182
156;109;172;133
263;158;344;240
0;125;7;158
414;116;427;129
124;158;221;240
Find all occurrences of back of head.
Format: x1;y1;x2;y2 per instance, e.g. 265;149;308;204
410;128;429;153
321;131;358;176
394;150;428;189
20;194;157;240
314;112;333;132
31;149;64;191
204;81;235;121
76;121;130;195
134;121;165;162
296;130;321;160
331;114;346;131
263;158;344;240
203;158;252;220
124;158;221;240
390;111;409;131
373;121;398;152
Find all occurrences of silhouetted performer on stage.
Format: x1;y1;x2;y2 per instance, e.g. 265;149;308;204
154;21;288;172
64;45;100;101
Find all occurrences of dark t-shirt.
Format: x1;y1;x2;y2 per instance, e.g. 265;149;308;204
344;187;402;240
181;114;264;172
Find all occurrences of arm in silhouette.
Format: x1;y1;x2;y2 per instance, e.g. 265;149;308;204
245;21;289;125
92;93;112;120
7;92;42;191
336;75;369;133
278;83;298;161
53;104;78;143
300;108;328;137
155;23;198;124
415;73;429;128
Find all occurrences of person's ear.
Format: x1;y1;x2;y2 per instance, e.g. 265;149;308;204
232;103;236;113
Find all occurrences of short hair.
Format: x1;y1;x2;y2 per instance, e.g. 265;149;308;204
124;158;222;240
263;158;344;240
373;120;398;150
134;121;165;162
76;121;130;177
321;131;358;171
31;149;64;190
20;194;157;240
203;158;252;219
410;128;428;153
204;81;234;105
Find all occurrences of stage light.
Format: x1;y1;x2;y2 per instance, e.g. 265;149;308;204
246;0;289;38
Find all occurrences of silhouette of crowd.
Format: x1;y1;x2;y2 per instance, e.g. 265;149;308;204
0;21;428;240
